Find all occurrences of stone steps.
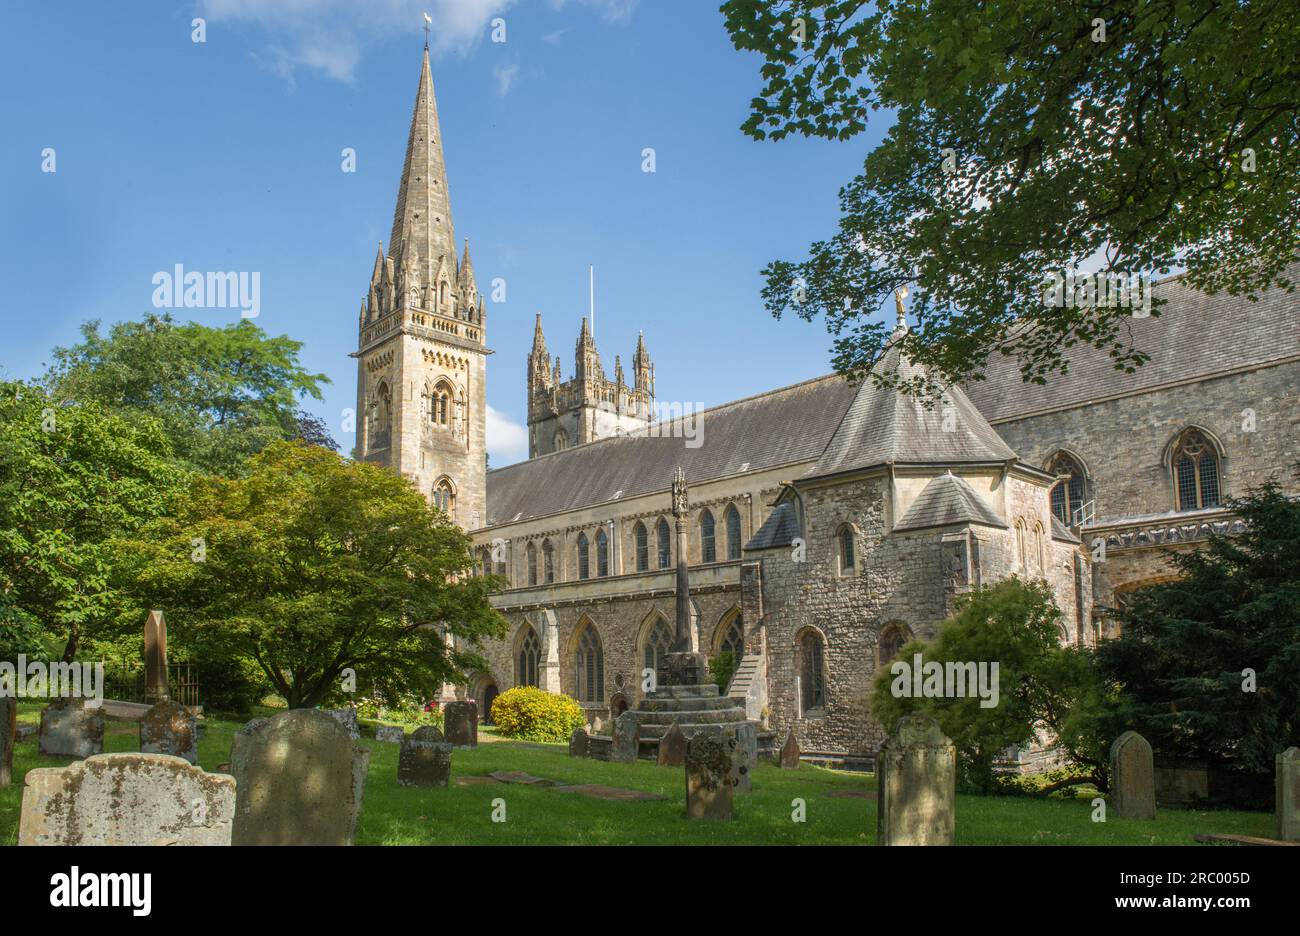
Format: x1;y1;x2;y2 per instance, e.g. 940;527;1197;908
638;696;739;713
727;655;762;700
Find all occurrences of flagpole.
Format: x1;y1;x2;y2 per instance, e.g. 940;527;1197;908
589;264;595;340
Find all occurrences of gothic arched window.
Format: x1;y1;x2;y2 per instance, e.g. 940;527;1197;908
837;524;855;575
433;478;454;517
724;505;742;560
879;623;912;665
644;617;673;684
480;548;492;578
574;624;604;703
518;626;540;688
1047;451;1087;526
526;542;538;586
798;630;826;714
1172;429;1221;511
543;540;555;583
370;382;392;451
577;533;590;580
656;518;671;569
553;429;568;452
596;528;609;577
700;509;716;563
634;522;649;572
1015;519;1028;570
717;612;744;660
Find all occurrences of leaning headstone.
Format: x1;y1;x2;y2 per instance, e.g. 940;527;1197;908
39;698;104;759
685;734;734;821
1110;730;1157;820
321;707;361;740
374;725;405;744
1277;746;1300;842
443;701;478;749
569;727;590;758
876;714;956;846
143;609;170;705
19;753;234;846
657;721;687;767
230;710;370;846
398;726;453;788
139;700;199;764
0;697;16;788
779;729;801;769
729;723;757;792
611;710;639;763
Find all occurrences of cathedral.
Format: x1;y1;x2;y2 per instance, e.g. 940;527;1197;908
355;49;1300;758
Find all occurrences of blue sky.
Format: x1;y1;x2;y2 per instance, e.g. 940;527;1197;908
0;0;890;465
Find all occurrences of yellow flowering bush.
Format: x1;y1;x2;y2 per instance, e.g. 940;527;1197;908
491;686;586;742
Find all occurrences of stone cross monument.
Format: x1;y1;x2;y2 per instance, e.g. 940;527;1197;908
143;609;169;705
664;467;708;686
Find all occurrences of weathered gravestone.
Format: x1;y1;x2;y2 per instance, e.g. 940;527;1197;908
143;609;169;705
729;723;756;793
322;707;361;740
657;721;687;767
443;701;478;749
876;714;956;846
139;700;198;764
397;726;453;788
39;698;104;759
230;710;370;846
779;728;800;769
685;733;733;821
1277;746;1300;842
375;725;405;744
0;697;16;788
19;753;234;846
569;727;589;758
1110;730;1156;820
611;710;639;763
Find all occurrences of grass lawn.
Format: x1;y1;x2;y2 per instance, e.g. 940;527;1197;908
1;703;1277;845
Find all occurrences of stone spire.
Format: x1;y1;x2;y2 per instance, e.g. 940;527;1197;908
633;330;652;393
575;316;603;383
388;46;456;297
529;313;551;390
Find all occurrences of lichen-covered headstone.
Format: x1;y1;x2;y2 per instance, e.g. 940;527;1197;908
611;710;639;763
1110;730;1156;820
0;697;16;788
230;710;370;846
39;698;104;759
657;721;687;767
876;714;955;846
1276;746;1300;842
321;707;361;740
685;734;733;821
139;700;198;764
398;726;453;788
19;753;234;846
778;729;800;769
375;725;405;744
443;701;477;749
569;727;590;758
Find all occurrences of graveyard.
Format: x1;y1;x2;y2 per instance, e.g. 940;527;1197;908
0;701;1280;847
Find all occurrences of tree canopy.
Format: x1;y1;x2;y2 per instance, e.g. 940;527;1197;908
722;0;1300;393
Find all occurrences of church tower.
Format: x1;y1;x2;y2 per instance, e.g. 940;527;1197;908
354;46;488;529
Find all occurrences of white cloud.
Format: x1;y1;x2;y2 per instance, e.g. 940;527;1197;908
486;404;529;466
491;62;520;97
549;0;638;23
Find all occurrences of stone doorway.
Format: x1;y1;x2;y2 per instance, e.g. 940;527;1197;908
481;684;499;725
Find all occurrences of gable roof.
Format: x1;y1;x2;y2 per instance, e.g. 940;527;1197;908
744;501;799;550
893;472;1007;533
484;374;856;527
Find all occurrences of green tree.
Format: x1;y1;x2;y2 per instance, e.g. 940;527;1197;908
1097;470;1300;774
46;314;329;476
116;441;506;709
872;577;1108;792
722;1;1300;393
0;381;182;661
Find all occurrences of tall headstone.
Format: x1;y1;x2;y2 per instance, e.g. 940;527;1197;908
1276;746;1300;842
443;701;478;749
876;714;956;846
143;609;169;705
322;707;361;740
569;727;590;758
139;700;199;764
39;698;104;759
685;733;733;821
0;697;17;788
779;728;801;769
1110;730;1157;820
19;753;234;846
230;710;370;846
728;723;756;793
657;721;687;767
398;726;453;788
611;710;639;763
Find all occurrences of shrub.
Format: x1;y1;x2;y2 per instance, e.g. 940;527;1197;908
491;686;585;742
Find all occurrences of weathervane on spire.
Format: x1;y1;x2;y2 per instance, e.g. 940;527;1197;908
423;11;432;49
893;286;909;331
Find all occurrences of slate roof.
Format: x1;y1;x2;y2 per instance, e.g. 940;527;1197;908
963;266;1300;423
893;472;1007;533
806;336;1016;481
1051;516;1080;543
484;374;856;526
743;501;799;550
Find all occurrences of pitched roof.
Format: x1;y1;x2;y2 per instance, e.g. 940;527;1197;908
893;472;1007;532
744;501;799;550
964;266;1300;423
807;334;1016;480
484;374;857;526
